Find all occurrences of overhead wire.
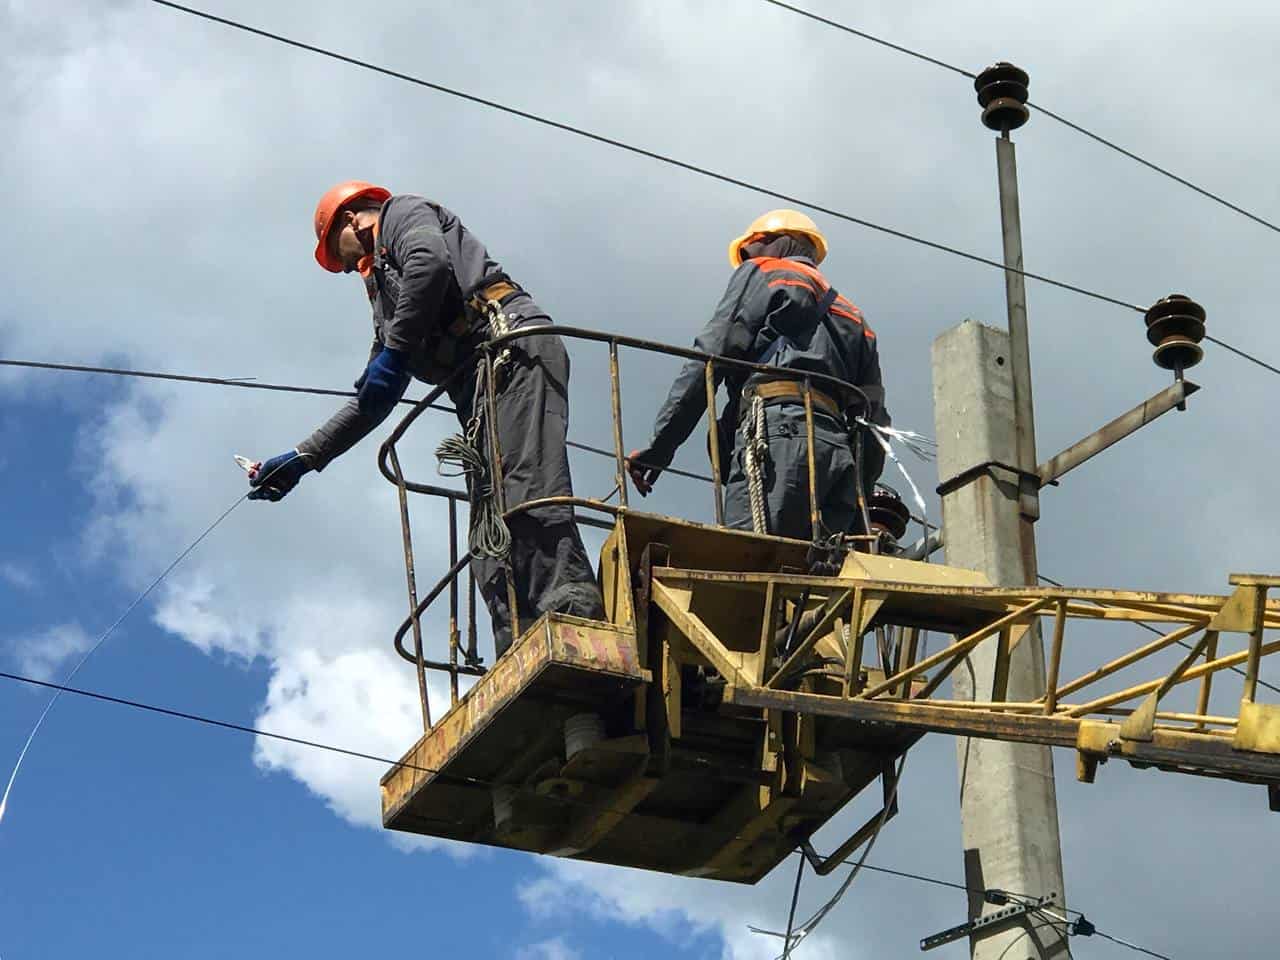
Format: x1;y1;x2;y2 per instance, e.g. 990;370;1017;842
0;356;711;481
0;670;1186;959
758;0;976;79
761;0;1280;237
147;0;1143;315
0;667;804;835
9;10;1269;945
1037;906;1174;959
0;357;451;412
144;2;1280;381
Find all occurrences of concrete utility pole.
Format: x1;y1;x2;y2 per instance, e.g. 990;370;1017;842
931;63;1070;959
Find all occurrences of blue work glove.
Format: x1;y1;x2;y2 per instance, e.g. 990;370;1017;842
248;450;313;502
356;346;411;421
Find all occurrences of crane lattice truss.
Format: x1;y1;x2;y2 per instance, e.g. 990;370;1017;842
381;515;1280;881
659;557;1280;790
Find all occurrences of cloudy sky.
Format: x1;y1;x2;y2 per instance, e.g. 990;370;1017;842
2;0;1277;957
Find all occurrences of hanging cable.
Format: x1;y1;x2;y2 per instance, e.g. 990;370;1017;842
758;1;1280;237
749;756;906;956
0;454;303;826
0;496;241;824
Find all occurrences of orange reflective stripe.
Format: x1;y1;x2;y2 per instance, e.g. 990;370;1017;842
750;256;830;288
754;257;876;338
767;277;821;293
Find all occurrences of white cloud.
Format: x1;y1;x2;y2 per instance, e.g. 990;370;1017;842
0;563;37;593
2;0;1278;957
6;622;93;682
515;937;581;960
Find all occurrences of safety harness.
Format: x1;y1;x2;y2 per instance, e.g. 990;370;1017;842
737;284;842;536
432;277;528;562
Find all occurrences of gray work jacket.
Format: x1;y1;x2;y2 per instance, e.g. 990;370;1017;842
298;196;544;470
646;255;889;469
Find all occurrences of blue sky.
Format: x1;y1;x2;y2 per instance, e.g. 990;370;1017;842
0;384;721;960
4;1;1280;958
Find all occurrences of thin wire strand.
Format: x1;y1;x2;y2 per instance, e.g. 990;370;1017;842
147;1;1145;315
761;1;1280;237
0;452;316;825
0;490;248;824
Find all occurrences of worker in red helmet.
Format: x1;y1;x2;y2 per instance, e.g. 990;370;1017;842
626;210;890;540
248;181;603;656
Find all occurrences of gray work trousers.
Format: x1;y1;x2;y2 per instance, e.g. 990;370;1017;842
723;402;860;541
454;315;605;657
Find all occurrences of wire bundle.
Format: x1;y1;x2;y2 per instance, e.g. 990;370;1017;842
435;433;511;560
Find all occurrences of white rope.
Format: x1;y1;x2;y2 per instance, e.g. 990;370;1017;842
743;394;769;534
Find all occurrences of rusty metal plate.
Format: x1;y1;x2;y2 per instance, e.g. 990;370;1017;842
381;615;644;820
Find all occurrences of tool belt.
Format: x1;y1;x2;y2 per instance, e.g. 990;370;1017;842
465;279;520;319
740;380;842;421
422;280;522;382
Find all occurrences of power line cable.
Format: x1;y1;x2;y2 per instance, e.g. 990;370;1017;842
1202;334;1280;378
0;357;451;412
1036;906;1173;959
760;1;1280;237
0;667;752;831
147;0;1144;315
145;3;1280;380
7;357;1272;699
759;0;975;79
0;357;712;482
0;665;1199;959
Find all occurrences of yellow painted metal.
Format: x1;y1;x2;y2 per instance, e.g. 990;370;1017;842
383;509;1280;884
1210;582;1265;633
1235;702;1280;755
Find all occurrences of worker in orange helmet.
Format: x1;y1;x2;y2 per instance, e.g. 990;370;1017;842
626;209;890;540
248;182;604;656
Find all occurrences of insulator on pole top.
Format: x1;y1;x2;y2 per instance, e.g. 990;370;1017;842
975;62;1030;132
868;483;911;544
1144;294;1206;377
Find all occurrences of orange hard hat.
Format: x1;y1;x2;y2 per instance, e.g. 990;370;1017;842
728;209;828;267
313;180;391;272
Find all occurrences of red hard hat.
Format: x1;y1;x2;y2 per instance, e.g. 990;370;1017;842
313;180;391;272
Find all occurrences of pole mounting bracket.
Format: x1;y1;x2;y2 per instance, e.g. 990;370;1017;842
920;892;1059;952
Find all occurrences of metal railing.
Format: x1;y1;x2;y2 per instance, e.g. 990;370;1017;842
376;324;878;731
